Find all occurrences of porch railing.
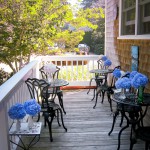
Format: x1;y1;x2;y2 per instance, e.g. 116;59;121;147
38;55;99;86
0;55;99;150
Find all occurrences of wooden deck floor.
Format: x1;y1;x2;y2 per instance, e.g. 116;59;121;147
20;89;145;150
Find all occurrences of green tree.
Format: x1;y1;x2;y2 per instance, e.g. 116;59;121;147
0;0;102;75
0;0;72;73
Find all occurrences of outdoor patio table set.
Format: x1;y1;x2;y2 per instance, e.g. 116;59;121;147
88;55;150;150
8;63;69;149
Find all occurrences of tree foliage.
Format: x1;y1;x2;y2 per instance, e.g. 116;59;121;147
0;0;73;73
80;0;105;54
0;0;104;74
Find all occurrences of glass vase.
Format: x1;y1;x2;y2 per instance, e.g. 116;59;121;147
16;119;21;131
28;116;34;129
138;86;144;103
118;88;126;99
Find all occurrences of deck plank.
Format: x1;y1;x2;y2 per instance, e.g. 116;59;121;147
18;89;145;150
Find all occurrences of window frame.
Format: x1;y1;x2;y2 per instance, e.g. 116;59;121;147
118;0;150;39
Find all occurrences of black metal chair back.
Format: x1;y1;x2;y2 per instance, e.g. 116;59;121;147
25;78;48;121
25;78;42;104
97;59;103;69
39;66;60;80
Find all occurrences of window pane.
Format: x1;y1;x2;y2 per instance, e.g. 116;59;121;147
126;8;135;21
122;1;135;35
123;0;136;9
123;25;135;35
138;1;150;34
145;3;150;17
143;21;150;34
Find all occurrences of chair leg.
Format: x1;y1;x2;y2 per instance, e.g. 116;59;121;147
101;91;105;103
129;125;137;150
87;78;94;94
57;92;66;114
91;89;96;101
59;108;67;132
120;112;124;127
45;115;54;142
145;142;149;150
43;112;47;127
107;93;112;112
56;109;61;126
117;123;129;150
87;88;90;94
108;110;119;135
93;92;99;109
129;141;134;150
140;111;144;127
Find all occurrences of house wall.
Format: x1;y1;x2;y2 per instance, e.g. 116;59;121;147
105;0;150;93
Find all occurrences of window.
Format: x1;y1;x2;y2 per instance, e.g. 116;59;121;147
119;0;150;39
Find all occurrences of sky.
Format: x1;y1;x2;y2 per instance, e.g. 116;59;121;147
67;0;81;6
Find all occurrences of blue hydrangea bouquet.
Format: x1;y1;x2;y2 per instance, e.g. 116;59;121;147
8;103;26;120
115;77;131;99
24;99;41;116
8;103;26;131
131;72;149;102
99;55;112;69
8;99;41;130
115;71;149;101
24;99;41;128
104;59;112;68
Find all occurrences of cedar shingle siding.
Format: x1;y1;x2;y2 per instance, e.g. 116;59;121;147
105;0;150;93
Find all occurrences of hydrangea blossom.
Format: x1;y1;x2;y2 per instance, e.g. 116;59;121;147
8;103;26;120
113;68;121;78
131;73;149;89
104;59;112;67
129;71;138;80
24;99;41;116
115;77;131;89
101;55;108;61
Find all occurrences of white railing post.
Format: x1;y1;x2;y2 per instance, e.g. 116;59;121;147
0;102;10;150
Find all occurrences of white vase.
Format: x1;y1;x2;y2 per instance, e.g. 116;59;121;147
16;119;21;131
28;116;34;128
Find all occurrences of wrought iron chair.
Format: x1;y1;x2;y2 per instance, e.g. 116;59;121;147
93;66;121;111
39;66;66;114
108;76;147;150
41;81;67;142
130;126;150;150
87;59;106;100
25;78;67;142
25;78;56;122
130;93;150;150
